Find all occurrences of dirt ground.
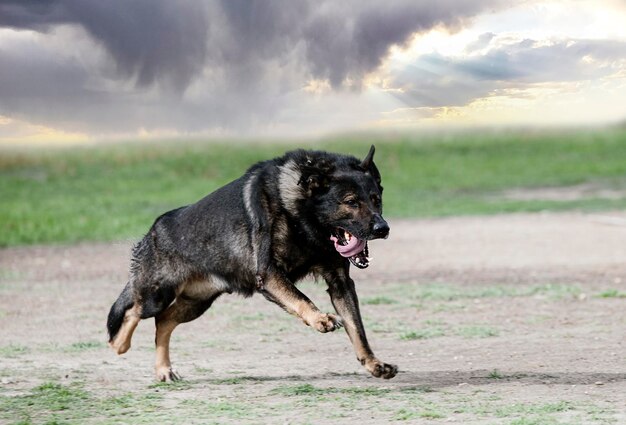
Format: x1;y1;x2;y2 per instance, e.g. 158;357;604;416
1;212;625;424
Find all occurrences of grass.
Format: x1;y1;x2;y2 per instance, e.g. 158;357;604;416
271;383;391;397
209;376;267;385
0;378;615;424
394;408;446;421
400;327;446;340
0;344;30;358
0;382;93;423
148;380;193;391
391;282;581;303
497;401;573;416
399;323;499;340
64;341;105;352
2;128;626;246
488;369;504;379
0;381;254;424
457;325;500;338
362;296;398;305
597;289;626;298
177;399;252;420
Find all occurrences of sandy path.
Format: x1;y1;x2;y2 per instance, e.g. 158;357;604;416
1;212;625;424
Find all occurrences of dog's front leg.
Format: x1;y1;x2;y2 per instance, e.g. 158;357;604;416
258;271;342;333
326;270;398;379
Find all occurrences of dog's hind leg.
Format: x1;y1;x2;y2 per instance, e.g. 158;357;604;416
108;282;142;355
109;303;142;355
154;284;223;382
108;278;177;355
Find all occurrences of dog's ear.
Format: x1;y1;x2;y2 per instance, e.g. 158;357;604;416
361;145;376;170
360;144;382;188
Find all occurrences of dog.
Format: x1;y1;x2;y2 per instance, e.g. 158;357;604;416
107;145;397;381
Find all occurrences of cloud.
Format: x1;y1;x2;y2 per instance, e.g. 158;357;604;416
0;0;507;137
0;0;209;91
387;35;626;109
300;0;504;88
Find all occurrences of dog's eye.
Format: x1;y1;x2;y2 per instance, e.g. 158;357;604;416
371;195;381;207
344;199;359;208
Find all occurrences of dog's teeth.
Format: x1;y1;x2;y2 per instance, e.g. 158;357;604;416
344;231;350;241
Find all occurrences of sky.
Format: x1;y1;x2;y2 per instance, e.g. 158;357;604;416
0;0;625;143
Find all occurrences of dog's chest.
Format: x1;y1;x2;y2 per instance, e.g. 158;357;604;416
271;216;322;274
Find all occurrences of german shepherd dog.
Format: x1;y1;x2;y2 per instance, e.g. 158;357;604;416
107;145;397;381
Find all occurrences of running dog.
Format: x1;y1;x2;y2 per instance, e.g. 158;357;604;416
107;146;397;381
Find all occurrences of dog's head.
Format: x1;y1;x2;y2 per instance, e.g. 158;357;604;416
281;145;388;269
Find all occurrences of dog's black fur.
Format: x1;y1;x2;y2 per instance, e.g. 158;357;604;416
107;146;397;381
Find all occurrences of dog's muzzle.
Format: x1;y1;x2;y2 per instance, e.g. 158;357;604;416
371;216;390;239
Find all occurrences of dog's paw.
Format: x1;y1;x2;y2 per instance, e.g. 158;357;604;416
155;366;181;382
364;359;398;379
311;313;343;333
109;339;131;355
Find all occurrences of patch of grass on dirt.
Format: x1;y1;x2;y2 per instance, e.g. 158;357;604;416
420;410;446;419
362;296;398;305
502;401;574;416
457;325;500;338
0;380;251;424
399;322;500;340
400;327;446;340
402;283;581;302
1;377;615;424
271;383;325;397
148;380;193;391
528;283;582;299
271;383;391;397
596;289;626;298
193;365;213;374
0;268;23;281
0;382;90;423
395;408;446;420
491;400;575;425
178;399;253;420
488;369;504;379
64;341;105;352
0;344;30;358
464;399;608;425
3;128;626;246
586;405;620;423
209;376;268;385
0;380;203;424
509;418;559;425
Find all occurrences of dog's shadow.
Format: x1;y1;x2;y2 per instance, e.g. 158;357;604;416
391;370;626;389
196;369;626;390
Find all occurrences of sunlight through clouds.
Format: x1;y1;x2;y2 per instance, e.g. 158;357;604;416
369;0;626;129
0;115;89;145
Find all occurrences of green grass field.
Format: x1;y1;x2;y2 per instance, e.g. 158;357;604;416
2;128;626;247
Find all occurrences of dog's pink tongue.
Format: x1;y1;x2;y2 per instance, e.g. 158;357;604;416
330;235;366;258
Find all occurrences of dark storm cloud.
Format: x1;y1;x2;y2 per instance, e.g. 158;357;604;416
301;1;503;88
390;37;626;108
0;0;209;91
0;0;505;92
0;0;508;135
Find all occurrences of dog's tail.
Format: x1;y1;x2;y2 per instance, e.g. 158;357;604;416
107;282;134;342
